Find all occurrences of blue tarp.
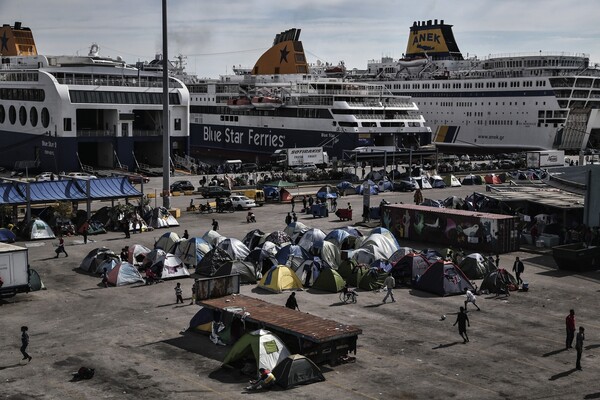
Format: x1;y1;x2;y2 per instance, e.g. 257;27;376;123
0;177;142;205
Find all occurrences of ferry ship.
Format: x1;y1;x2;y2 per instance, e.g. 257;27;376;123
356;19;600;153
0;22;189;172
185;28;431;162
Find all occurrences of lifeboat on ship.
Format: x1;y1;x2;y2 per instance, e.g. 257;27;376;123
227;97;254;110
397;57;428;67
251;96;283;109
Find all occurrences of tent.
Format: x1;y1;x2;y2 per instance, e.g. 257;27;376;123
415;176;432;190
222;329;291;373
484;174;502;184
443;196;465;209
316;185;338;199
356;233;399;261
346;264;368;287
430;175;446;188
294;257;325;287
29;268;45;291
388;247;417;265
155;231;181;253
264;230;293;247
146;207;179;228
358;268;388;290
217;238;250;261
272;354;325;389
95;257;120;275
242;229;265;250
351;248;376;265
79;247;118;273
202;230;223;246
319;241;341;269
275;244;311;267
459;253;497;280
258;265;303;293
420;248;443;263
21;218;55;240
176;237;212;267
480;268;518;293
420;198;444;208
107;262;145;286
391;253;430;282
337;259;358;280
263;180;298;188
283;222;308;243
0;228;16;243
311;268;345;293
196;247;233;276
414;260;474;296
443;175;462;187
297;228;326;253
461;174;483;185
355;180;378;195
188;307;215;334
128;244;151;265
142;248;167;270
214;260;258;284
150;253;190;279
324;229;351;248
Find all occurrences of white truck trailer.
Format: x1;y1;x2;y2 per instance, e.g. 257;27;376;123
526;150;565;168
0;243;30;297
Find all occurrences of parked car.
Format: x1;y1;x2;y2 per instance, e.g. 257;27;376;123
393;178;418;192
170;180;195;192
127;174;150;184
199;186;231;198
292;163;317;173
230;195;257;210
67;172;98;179
241;163;259;173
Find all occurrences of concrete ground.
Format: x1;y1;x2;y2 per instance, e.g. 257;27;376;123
1;177;599;400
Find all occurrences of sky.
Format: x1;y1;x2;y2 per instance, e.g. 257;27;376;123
2;0;600;78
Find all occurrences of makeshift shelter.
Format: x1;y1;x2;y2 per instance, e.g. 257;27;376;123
202;230;223;246
258;265;303;293
391;253;431;282
196;247;233;276
430;175;446;188
217;238;250;261
459;253;497;280
188;307;215;334
21;218;55;240
264;230;293;247
443;196;465;209
414;260;474;296
176;238;212;267
242;229;265;250
146;207;179;228
480;269;518;293
461;174;483;185
297;228;326;253
29;268;45;291
358;267;388;290
319;241;341;269
272;354;325;389
79;247;118;273
222;329;291;373
443;175;462;187
155;231;181;253
421;198;444;208
316;185;338;199
311;268;345;293
107;262;145;286
150;254;190;280
0;228;16;243
214;260;258;284
128;244;151;265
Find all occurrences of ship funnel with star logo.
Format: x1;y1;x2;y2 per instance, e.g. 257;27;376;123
252;28;308;75
0;22;37;57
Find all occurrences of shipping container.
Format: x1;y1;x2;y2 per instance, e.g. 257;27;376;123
0;243;30;297
381;204;520;254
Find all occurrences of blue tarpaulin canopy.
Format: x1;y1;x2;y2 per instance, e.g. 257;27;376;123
0;177;142;205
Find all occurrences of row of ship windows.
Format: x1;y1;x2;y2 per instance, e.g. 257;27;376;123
390;80;547;90
416;101;547;107
430;118;561;129
0;105;50;128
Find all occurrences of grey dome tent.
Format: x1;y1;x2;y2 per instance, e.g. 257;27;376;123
214;260;258;284
480;268;518;293
272;354;325;389
414;260;474;296
196;247;233;276
216;238;250;261
459;253;497;280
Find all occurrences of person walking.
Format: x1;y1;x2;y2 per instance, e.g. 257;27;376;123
190;280;198;305
20;326;32;362
211;219;219;231
566;309;576;349
332;198;337;212
302;196;307;212
79;219;90;244
175;282;184;304
291;196;295;212
512;257;524;285
285;292;299;311
576;326;585;370
453;306;470;343
54;236;68;258
285;212;292;225
464;288;481;311
413;188;423;205
382;273;396;303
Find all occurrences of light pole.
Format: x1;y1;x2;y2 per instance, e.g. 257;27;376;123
161;0;171;209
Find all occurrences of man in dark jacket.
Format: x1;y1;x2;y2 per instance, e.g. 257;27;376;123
285;292;299;311
512;257;524;285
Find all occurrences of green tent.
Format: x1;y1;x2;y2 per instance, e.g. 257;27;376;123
29;269;45;291
311;268;346;293
346;264;368;287
337;259;357;280
358;269;388;290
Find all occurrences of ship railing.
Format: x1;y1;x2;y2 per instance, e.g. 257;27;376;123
54;77;182;88
76;129;114;137
132;130;162;137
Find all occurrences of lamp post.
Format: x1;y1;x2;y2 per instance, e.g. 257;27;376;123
161;0;171;209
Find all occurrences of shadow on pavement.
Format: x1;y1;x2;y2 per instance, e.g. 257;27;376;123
542;348;567;357
160;331;226;363
0;363;23;371
584;393;600;399
549;368;577;381
432;342;460;350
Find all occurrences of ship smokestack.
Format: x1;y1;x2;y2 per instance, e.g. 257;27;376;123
14;21;21;29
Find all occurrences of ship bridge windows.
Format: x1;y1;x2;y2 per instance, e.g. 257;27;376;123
0;88;45;102
69;90;181;105
338;121;358;127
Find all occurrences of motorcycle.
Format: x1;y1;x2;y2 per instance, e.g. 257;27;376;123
217;200;235;213
199;203;213;214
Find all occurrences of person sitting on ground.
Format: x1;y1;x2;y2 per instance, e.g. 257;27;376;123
247;212;256;223
145;268;158;285
285;292;299;311
246;368;276;391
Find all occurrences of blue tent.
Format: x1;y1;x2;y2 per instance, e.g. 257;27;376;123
275;244;311;266
324;229;351;248
0;228;16;243
355;180;379;195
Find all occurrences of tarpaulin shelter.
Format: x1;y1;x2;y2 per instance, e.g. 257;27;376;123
154;231;181;253
196;247;233;276
216;238;250;261
222;329;291;373
272;354;325;389
175;238;212;267
258;265;303;293
459;253;497;280
414;260;474;296
311;268;345;293
107;262;145;286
